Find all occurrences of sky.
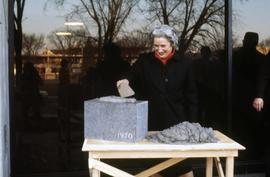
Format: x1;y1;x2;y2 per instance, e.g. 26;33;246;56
23;0;270;43
232;0;270;42
23;0;66;36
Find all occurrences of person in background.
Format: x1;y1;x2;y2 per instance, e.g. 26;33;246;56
20;61;43;127
192;46;225;130
192;46;215;126
232;32;268;160
93;42;130;97
58;59;70;107
117;24;197;177
262;51;270;177
59;59;70;86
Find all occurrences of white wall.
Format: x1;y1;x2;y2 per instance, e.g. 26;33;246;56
0;0;10;176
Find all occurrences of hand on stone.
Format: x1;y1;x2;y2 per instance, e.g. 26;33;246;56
252;97;264;112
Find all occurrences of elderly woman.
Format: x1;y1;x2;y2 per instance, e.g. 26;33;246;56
117;25;197;177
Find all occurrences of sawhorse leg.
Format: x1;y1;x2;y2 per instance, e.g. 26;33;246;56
225;157;234;177
135;158;185;177
206;157;213;177
88;158;134;177
207;157;233;177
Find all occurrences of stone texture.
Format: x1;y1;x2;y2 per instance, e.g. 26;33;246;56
146;121;218;144
84;96;148;142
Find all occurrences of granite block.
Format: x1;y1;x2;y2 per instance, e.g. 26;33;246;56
84;96;148;142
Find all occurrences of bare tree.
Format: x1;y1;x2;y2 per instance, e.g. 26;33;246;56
117;29;151;49
22;33;45;56
47;29;88;55
116;29;151;61
144;0;183;26
49;0;139;61
14;0;26;78
201;24;224;51
143;0;225;54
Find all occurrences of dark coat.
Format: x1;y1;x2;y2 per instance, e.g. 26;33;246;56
93;58;130;97
126;52;198;130
232;47;268;109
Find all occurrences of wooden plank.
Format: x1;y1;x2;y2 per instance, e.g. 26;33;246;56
89;158;101;177
225;157;234;177
88;158;134;177
135;158;185;177
90;168;100;177
88;150;238;159
206;158;213;177
82;131;245;152
214;157;225;177
83;142;244;151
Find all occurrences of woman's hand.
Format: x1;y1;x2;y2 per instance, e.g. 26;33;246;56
252;97;264;112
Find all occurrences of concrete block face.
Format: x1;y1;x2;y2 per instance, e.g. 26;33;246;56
84;96;148;142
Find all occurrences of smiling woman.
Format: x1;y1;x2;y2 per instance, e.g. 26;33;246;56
117;24;198;177
153;37;173;61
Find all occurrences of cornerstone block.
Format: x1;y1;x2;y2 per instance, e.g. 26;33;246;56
84;96;148;142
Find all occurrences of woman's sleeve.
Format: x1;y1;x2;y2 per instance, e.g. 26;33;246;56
124;54;144;84
123;54;145;98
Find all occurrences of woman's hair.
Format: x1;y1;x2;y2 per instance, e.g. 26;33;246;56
151;24;178;48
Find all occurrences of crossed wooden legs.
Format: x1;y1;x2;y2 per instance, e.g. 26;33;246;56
88;157;234;177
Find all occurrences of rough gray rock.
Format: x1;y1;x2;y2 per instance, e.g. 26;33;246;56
146;121;218;144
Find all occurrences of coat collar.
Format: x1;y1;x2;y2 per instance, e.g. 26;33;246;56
149;51;182;65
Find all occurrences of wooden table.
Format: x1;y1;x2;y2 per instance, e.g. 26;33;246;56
82;131;245;177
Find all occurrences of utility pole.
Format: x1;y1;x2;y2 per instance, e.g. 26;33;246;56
225;0;233;134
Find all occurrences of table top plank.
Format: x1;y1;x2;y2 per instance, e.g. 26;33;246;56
82;131;245;152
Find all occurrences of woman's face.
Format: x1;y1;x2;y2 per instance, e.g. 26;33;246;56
153;37;173;59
